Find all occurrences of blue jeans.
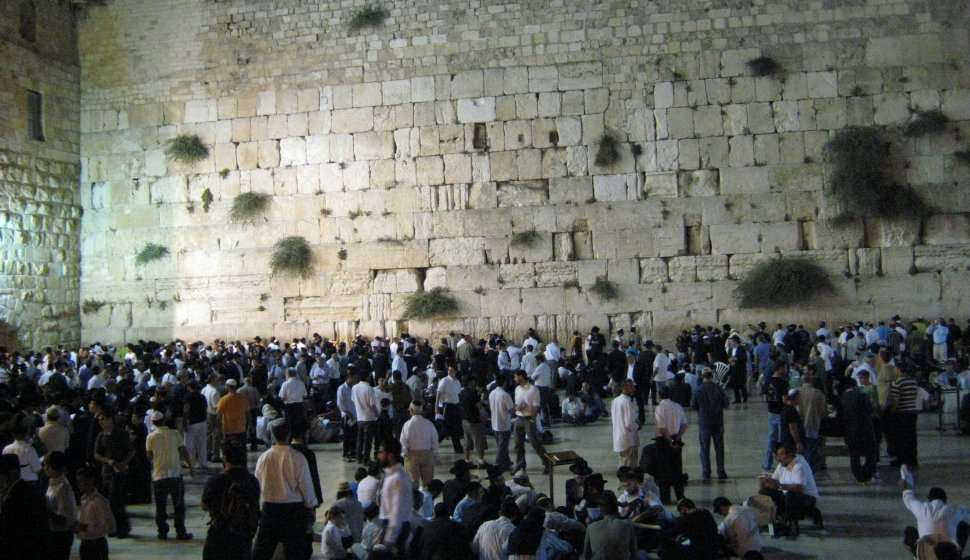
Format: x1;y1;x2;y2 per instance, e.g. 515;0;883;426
494;430;512;469
698;423;726;479
764;413;781;469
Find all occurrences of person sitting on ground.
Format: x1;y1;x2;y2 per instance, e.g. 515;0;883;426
900;471;970;557
713;496;761;558
560;390;587;425
658;498;720;560
321;505;352;560
758;441;822;536
351;504;381;560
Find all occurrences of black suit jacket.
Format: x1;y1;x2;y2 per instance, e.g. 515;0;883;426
0;479;49;560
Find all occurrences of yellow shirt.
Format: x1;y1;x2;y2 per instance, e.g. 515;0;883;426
145;426;183;481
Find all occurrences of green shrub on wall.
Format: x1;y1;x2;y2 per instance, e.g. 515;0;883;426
735;255;834;308
509;229;540;248
135;243;169;266
349;5;388;31
823;126;929;223
231;192;270;222
270;236;313;277
403;287;459;320
164;134;209;164
81;299;106;315
589;276;619;301
904;110;948;137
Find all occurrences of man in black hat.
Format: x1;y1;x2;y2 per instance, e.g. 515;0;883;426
0;453;49;560
442;459;473;515
566;461;592;513
726;335;748;404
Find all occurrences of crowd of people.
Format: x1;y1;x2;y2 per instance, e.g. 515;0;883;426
0;314;968;559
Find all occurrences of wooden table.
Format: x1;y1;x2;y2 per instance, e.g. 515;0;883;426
543;450;584;503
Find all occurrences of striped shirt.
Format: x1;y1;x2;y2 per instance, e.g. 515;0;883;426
890;376;920;413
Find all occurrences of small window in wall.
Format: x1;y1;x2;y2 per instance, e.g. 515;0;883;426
20;0;37;43
27;90;44;142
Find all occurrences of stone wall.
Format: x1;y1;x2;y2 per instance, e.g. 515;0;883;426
77;0;970;345
0;0;81;350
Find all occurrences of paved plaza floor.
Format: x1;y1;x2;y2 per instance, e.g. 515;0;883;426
99;399;968;559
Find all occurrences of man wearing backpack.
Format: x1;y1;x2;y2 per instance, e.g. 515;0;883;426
202;443;260;560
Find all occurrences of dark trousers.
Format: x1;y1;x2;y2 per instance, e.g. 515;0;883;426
848;444;878;483
635;389;647;424
252;502;311;560
48;530;74;560
494;430;512;469
698;424;726;479
79;537;109;560
153;476;187;537
648;381;660;405
513;416;547;471
440;404;464;454
356;421;376;464
342;421;358;458
104;471;130;535
204;527;254;560
893;412;919;466
247;408;259;449
760;487;816;522
656;438;685;504
729;372;748;403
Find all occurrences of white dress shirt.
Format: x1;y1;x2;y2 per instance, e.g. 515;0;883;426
379;464;413;545
473;516;516;560
770;454;819;498
652;353;671;382
352;382;379;422
279;377;308;404
436;375;461;405
544;343;561;362
612;394;638;452
201;384;221;414
903;490;970;539
507;346;523;370
399;415;439;456
654;399;687;439
531;363;551;388
521;352;537;376
392;355;409;378
489;387;515;431
720;504;762;556
514;384;541;417
357;475;381;508
254;444;318;508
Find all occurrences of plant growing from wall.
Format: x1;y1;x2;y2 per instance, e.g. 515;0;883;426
337;248;348;260
230;192;270;222
747;56;783;78
135;243;170;266
509;229;540;248
201;188;214;212
270;236;313;277
904;110;949;137
403;287;459;320
589;276;619;301
81;299;107;315
956;150;970;164
735;255;834;308
219;168;231;179
594;132;620;167
165;134;209;164
823;126;929;223
348;5;388;31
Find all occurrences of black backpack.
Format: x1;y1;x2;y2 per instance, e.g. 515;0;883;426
216;476;260;536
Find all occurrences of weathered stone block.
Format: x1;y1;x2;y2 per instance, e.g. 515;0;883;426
924;215;970;245
452;70;484;98
761;222;801;252
643;172;679;199
496;180;548;207
710;223;761;255
457;97;496;123
429;237;485;266
720;167;770;195
696;255;729;281
279;137;306;167
332;108;374;133
373;269;421;293
593;174;636;201
680;170;719;197
535;262;577;287
914;245;970;272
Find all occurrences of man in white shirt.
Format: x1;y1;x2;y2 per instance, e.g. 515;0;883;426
713;496;761;557
651;347;671;405
901;477;970;556
654;385;688;504
612;379;639;467
758;442;821;532
279;368;308;420
376;439;413;553
507;344;524;371
473;499;519;560
435;366;464;454
544;340;561;376
399;402;439;488
337;370;358;461
392;347;409;381
489;376;515;470
253;419;318;560
521;345;538;377
513;370;548;474
201;374;224;463
352;373;379;465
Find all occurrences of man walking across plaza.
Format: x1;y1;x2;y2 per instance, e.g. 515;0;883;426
435;365;465;454
400;401;439;488
145;410;194;541
763;361;789;471
654;385;688;504
376;438;413;554
691;369;729;482
217;378;251;449
513;369;548;474
352;372;379;464
612;379;639;467
489;375;515;471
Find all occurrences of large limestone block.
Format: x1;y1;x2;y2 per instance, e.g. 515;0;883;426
663;282;713;311
559;62;602;90
332;108;374;133
643;172;679;199
429;237;486;266
869;218;922;248
373;269;421;293
710;224;761;255
720;167;771;195
509;233;553;264
924;215;970;245
639;257;668;283
498;263;536;288
535;262;577;287
344;240;430;270
279;137;306;167
457;97;496;123
693;105;723;137
654;226;687;258
549;176;591;205
481;288;523;317
354;132;394;160
529;65;559;93
461;209;512;236
447;265;501;291
593;174;637;201
452;70;484;98
727;253;773;280
865;35;943;68
914;245;970;273
607;258;640;285
496;180;548;207
695;255;729;281
667;256;697;283
761;222;801;252
521;287;565;316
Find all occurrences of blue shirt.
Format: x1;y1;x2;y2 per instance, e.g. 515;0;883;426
753;342;772;374
928;324;949;345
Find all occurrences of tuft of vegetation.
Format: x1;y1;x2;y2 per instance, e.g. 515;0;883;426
337;248;348;260
589;276;619;301
320;207;332;216
823;126;929;223
735;255;834;308
81;299;107;315
509;229;540;248
403;287;459;320
231;192;270;222
472;286;486;295
219;168;231;179
955;150;970;164
270;236;313;277
201;188;214;212
904;110;949;137
135;243;170;266
563;279;581;290
165;134;209;164
377;236;403;245
348;5;388;31
594;132;620;167
747;56;783;78
158;300;168;311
